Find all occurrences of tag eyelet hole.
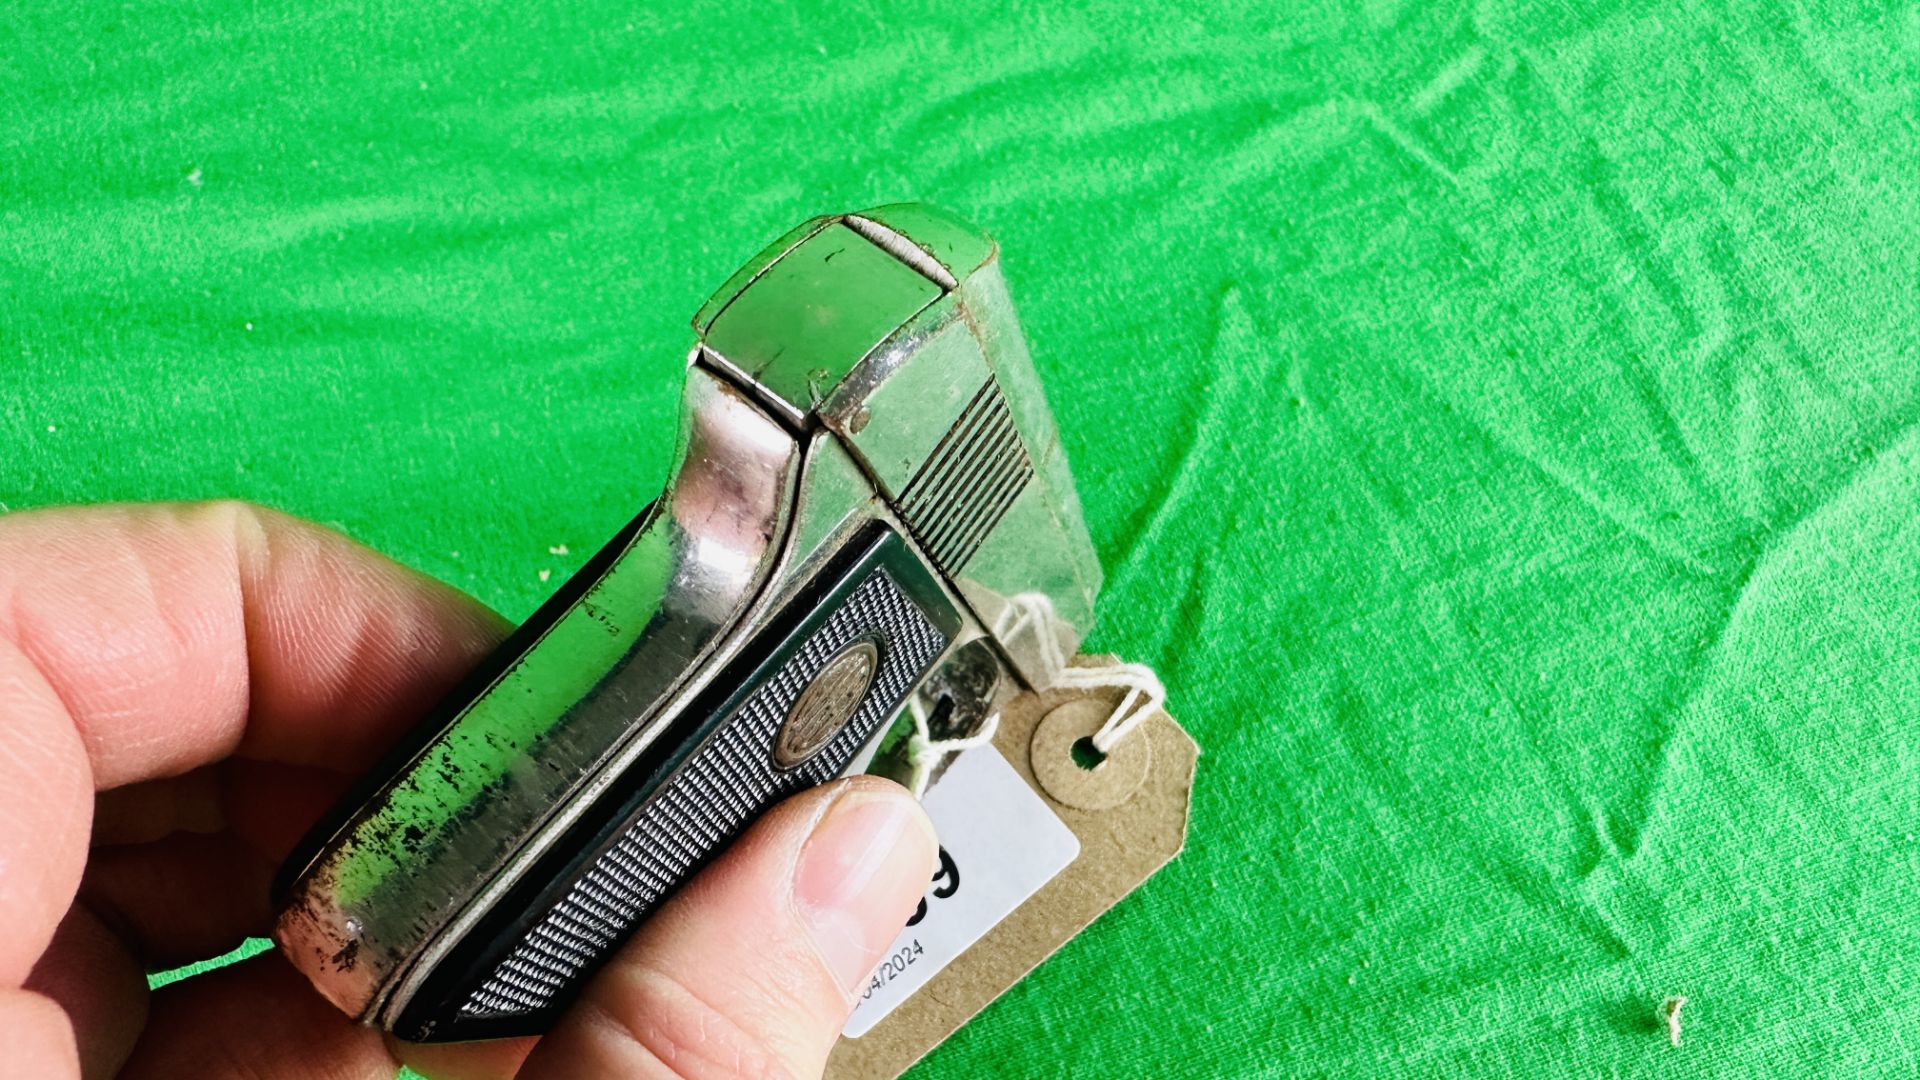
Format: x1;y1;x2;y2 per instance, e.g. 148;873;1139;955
1069;735;1107;771
1032;698;1150;810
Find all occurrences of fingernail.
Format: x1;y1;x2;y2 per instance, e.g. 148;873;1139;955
793;784;937;995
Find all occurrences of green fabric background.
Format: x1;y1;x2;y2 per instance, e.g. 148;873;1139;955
8;1;1920;1075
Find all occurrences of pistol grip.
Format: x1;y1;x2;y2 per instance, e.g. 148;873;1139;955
392;527;955;1041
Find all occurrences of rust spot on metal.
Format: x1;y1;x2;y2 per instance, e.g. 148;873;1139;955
331;937;361;973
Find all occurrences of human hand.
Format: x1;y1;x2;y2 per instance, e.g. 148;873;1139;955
0;502;937;1079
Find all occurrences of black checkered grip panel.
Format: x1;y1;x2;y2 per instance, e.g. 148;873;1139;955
457;569;944;1021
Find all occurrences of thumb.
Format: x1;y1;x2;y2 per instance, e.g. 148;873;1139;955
517;776;937;1080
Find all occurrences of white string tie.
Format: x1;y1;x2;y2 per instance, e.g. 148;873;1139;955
990;593;1164;755
899;593;1165;793
901;693;1001;798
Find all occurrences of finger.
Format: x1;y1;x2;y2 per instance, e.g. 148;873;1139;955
119;954;397;1080
389;778;938;1080
0;988;80;1080
0;501;506;787
0;637;95;983
89;759;340;865
516;777;936;1080
391;1035;536;1080
78;832;274;969
0;501;504;979
79;761;356;971
80;747;401;995
91;767;223;847
221;759;371;864
23;904;145;1080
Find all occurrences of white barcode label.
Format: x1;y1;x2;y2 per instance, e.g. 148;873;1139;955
843;744;1080;1038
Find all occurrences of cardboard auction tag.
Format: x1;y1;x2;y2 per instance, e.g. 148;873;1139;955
826;656;1199;1079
